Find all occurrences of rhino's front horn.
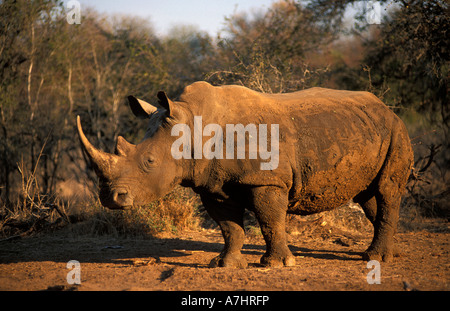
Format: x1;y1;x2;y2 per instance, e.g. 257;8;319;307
76;115;118;178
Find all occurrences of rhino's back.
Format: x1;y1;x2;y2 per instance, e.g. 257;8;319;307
179;82;388;124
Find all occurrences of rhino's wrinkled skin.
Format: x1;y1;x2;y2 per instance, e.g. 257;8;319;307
77;81;413;267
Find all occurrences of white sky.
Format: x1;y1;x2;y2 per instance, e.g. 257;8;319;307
75;0;278;37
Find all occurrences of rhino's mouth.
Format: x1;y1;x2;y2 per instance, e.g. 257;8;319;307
101;199;133;210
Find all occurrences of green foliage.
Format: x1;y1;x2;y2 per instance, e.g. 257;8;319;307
363;1;449;129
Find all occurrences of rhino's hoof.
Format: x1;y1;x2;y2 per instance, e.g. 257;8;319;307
260;254;296;267
209;253;248;269
362;249;394;263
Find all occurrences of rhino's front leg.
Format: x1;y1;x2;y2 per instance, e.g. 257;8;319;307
250;186;295;267
201;194;248;268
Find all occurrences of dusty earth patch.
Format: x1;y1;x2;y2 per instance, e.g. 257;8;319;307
0;220;448;291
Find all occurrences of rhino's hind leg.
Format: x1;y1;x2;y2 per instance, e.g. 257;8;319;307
358;126;412;263
251;186;295;267
355;184;405;261
362;193;402;263
201;195;248;269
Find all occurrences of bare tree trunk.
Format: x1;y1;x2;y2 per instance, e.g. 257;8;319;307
0;107;10;205
48;63;74;194
28;22;35;122
27;22;36;172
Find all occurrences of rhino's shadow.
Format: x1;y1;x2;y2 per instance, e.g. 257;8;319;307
0;235;362;266
0;236;221;265
289;246;363;261
242;244;362;263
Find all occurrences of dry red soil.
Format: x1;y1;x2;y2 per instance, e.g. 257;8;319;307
0;221;448;291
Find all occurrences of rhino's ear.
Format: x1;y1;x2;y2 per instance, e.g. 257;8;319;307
157;91;174;117
127;96;158;119
128;93;174;119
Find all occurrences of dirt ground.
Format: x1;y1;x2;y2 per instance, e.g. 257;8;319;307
0;220;449;291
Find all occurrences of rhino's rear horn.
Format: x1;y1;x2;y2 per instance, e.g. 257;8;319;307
115;136;135;156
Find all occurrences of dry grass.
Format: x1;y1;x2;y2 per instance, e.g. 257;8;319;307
285;202;373;239
0;145;72;240
66;186;202;238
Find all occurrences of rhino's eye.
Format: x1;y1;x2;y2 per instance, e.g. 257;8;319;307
141;157;154;171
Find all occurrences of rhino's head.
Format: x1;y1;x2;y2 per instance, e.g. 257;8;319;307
77;92;186;209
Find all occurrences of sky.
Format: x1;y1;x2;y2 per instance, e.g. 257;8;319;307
75;0;278;37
